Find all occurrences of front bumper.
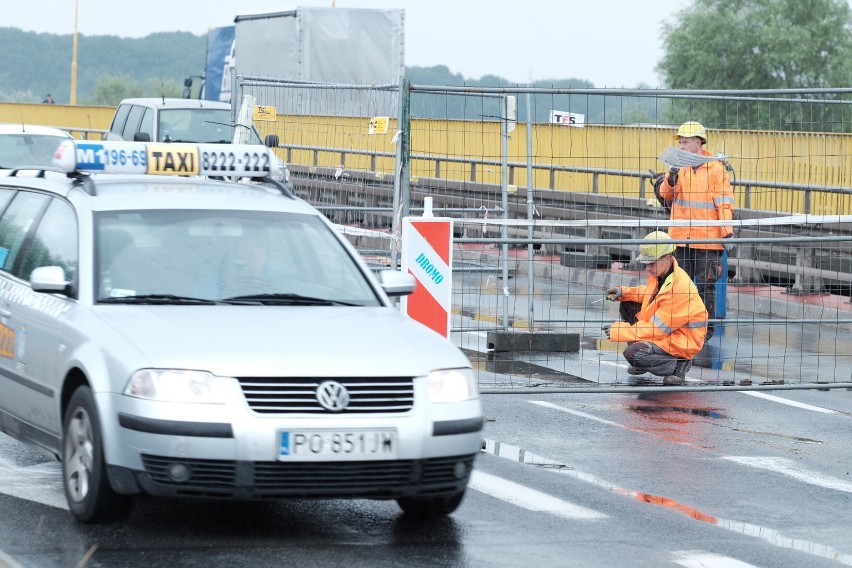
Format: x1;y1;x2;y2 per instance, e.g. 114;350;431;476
99;390;483;500
108;453;477;500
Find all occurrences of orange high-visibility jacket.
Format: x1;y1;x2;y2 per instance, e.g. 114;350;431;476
610;259;708;359
660;149;735;250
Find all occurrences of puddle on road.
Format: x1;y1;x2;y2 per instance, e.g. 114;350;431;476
627;394;726;420
481;439;852;565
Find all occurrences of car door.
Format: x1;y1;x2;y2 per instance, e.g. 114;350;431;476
0;190;76;451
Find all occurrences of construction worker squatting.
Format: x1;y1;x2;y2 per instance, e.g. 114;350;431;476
602;231;709;386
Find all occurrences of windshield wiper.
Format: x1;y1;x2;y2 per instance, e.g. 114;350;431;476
98;294;219;305
221;293;359;306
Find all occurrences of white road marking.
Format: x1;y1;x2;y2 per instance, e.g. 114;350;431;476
482;438;852;565
0;458;68;510
468;470;606;520
671;550;760;568
529;400;628;429
529;400;711;451
722;456;852;493
740;391;846;415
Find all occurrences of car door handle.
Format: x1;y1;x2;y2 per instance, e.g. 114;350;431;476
0;309;11;318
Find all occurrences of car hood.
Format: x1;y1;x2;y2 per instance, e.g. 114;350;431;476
94;305;468;377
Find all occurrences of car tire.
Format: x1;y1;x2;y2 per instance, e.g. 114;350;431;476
396;490;465;518
62;386;133;523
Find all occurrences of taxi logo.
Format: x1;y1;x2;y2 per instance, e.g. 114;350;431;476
146;145;200;176
0;323;14;359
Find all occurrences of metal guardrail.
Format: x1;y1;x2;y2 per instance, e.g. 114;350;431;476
280;143;852;215
60;127;108;141
291;160;852;296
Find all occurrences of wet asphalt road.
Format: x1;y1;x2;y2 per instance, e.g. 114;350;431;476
2;266;851;566
2;386;852;567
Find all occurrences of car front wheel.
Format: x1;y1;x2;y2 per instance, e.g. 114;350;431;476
62;386;132;522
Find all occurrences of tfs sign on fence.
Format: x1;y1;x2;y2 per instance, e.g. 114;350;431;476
550;110;585;127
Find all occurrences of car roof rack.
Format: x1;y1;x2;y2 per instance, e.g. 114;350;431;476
8;167;65;178
52;140;290;184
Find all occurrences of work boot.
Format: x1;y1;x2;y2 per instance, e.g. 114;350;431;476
627;366;647;375
663;359;692;386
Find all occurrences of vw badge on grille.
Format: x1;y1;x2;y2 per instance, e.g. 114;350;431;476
316;380;350;411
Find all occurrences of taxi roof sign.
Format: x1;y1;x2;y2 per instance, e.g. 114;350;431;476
53;140;283;179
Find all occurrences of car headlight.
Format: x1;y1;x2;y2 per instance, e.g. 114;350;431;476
428;368;479;403
124;369;231;404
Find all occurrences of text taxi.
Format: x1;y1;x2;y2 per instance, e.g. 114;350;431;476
0;140;482;522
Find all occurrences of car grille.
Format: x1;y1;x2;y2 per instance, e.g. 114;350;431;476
140;454;476;499
237;376;415;414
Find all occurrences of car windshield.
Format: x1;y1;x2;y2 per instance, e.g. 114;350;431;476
0;133;69;170
94;209;381;306
158;109;263;144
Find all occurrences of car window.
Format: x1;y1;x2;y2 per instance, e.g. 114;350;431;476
0;191;50;274
109;104;132;136
95;209;380;304
122;106;146;140
138;108;155;141
158;108;262;144
0;134;71;170
0;188;14;215
17;198;78;286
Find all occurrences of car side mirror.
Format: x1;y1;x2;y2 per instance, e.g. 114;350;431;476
31;266;70;293
378;270;415;297
134;132;151;142
264;134;280;148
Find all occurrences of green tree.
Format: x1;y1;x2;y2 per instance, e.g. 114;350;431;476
88;75;145;106
656;0;852;131
87;75;183;106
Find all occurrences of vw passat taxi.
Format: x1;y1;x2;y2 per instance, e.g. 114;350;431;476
0;140;482;522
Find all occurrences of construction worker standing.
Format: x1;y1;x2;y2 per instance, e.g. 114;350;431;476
659;121;734;339
602;231;708;386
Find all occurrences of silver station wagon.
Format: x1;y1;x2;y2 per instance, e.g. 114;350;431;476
0;140;482;522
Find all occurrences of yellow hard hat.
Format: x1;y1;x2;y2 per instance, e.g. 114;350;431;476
674;121;707;143
636;231;676;263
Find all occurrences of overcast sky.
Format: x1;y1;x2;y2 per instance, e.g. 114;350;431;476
9;0;690;87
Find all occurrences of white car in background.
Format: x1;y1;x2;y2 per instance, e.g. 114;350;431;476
105;98;285;180
0;124;73;175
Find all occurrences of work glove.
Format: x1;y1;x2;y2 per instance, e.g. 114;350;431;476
668;166;680;186
722;233;735;253
601;323;613;340
605;287;622;301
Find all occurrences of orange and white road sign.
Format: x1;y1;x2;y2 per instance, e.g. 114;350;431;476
401;209;453;337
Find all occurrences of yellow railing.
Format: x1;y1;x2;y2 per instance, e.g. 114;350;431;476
6;102;852;214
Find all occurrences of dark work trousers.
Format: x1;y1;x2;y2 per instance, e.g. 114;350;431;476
618;301;681;377
674;246;721;339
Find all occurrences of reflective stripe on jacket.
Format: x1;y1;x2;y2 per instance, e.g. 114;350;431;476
610;259;708;359
660;149;735;250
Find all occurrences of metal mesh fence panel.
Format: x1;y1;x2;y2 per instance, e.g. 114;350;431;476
237;77;852;392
